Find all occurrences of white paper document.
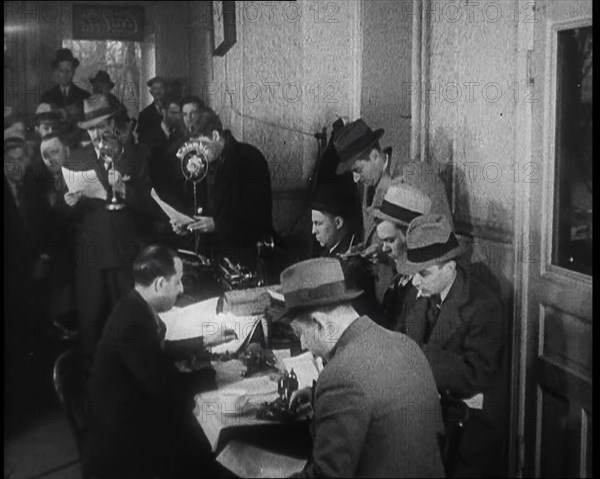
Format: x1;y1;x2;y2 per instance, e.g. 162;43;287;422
463;393;484;410
217;440;306;478
151;187;195;225
282;352;320;390
160;296;220;341
61;167;107;200
159;297;263;354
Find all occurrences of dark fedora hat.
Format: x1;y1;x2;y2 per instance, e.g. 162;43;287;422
146;76;165;87
396;214;462;276
50;48;80;69
89;70;115;89
276;258;363;322
77;94;117;129
333;119;384;175
311;178;355;219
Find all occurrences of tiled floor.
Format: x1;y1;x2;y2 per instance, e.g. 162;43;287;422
4;406;81;479
4;328;82;479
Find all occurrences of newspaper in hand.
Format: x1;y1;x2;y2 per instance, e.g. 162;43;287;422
150;187;195;226
61;167;108;200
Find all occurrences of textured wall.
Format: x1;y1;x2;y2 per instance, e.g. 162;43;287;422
361;0;413;174
427;0;520;242
205;0;362;237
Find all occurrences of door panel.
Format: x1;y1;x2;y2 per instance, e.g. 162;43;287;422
520;1;592;477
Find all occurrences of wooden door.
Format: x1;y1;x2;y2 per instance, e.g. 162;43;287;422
517;1;592;477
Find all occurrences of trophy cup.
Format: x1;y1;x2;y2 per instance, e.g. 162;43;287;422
176;139;210;249
99;130;126;211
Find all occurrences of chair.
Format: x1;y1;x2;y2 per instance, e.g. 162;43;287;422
53;348;93;477
439;393;470;476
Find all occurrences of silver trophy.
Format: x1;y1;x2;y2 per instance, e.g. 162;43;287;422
99;130;126;211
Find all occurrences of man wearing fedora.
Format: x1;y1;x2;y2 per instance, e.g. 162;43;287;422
41;48;90;114
280;258;445;477
137;76;166;147
395;214;506;477
64;94;154;355
89;69;127;116
371;183;435;329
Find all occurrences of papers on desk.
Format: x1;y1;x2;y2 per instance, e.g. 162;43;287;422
159;296;264;354
217;440;306;478
61;167;107;200
151;188;195;226
282;352;320;390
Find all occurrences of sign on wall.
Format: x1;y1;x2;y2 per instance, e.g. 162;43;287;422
72;4;144;42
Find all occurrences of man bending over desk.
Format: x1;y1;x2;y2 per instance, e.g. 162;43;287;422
279;258;445;477
84;245;236;479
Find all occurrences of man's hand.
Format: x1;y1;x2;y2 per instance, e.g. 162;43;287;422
108;169;126;196
170;219;190;236
289;387;313;417
64;190;82;207
204;328;238;348
186;216;216;233
360;242;382;258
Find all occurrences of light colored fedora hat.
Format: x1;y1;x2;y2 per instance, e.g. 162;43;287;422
370;182;432;228
77;94;116;129
276;258;363;322
396;214;462;275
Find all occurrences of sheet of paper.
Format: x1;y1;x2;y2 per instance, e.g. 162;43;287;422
61;167;107;200
217;440;306;478
463;393;484;410
282;352;320;390
151;187;195;225
160;296;220;341
210;314;263;355
272;349;291;371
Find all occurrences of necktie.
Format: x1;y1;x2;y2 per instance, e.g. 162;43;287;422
423;294;442;344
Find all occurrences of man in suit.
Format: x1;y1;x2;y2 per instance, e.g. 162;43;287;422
172;106;274;270
64;94;155;355
40;48;90;117
371;183;438;330
279;258;445;478
89;69;127;116
395;214;506;477
84;245;237;478
136;76;165;147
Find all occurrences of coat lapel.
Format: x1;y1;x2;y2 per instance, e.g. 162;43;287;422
428;266;470;346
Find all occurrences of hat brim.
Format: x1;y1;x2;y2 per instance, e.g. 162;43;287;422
77;112;114;129
396;245;463;276
274;289;363;323
335;128;385;175
369;206;411;228
90;78;115;88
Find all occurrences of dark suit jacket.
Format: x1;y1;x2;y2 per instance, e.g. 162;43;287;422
40;83;90;110
194;132;274;267
64;143;154;270
396;265;507;450
297;317;445;478
83;290;215;477
136;102;163;147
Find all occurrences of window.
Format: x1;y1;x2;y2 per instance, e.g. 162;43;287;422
62;39;142;120
552;26;592;276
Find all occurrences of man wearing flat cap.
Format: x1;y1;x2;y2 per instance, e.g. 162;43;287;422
41;48;90;114
396;214;506;477
280;258;445;477
137;76;166;147
64;94;154;355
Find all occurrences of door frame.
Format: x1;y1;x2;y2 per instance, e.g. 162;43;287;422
511;1;593;476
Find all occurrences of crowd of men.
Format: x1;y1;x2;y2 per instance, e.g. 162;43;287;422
4;47;507;478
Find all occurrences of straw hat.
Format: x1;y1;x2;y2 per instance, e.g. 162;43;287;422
370;183;432;228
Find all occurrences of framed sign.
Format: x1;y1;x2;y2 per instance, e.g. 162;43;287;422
72;4;144;42
213;1;236;56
